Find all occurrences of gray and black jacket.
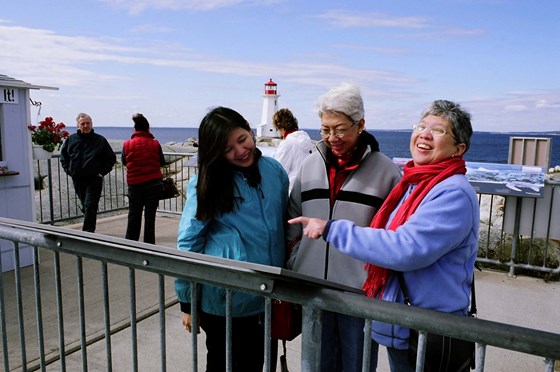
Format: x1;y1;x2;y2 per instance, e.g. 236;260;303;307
286;131;402;290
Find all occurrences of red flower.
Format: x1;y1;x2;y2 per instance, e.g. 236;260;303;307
28;117;70;152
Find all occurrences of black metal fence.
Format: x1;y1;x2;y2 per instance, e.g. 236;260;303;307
33;151;197;224
34;155;560;277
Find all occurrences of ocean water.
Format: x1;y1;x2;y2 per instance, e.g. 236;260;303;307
97;127;560;168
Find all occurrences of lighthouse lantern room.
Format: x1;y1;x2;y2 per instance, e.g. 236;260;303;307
257;78;280;138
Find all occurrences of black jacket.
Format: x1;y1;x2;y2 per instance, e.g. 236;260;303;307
60;129;116;178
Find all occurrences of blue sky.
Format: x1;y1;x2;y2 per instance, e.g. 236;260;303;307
2;0;559;132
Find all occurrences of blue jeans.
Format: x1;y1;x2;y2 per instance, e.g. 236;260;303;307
387;347;414;372
320;311;378;372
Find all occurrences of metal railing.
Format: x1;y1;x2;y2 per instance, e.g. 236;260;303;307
33;151;197;224
477;189;560;276
0;218;559;372
34;156;560;277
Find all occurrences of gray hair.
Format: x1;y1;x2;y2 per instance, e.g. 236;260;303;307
316;82;365;124
76;112;92;123
421;100;473;151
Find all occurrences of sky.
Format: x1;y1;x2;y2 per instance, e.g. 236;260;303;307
1;0;559;132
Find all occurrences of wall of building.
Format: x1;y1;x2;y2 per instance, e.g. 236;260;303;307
0;86;36;271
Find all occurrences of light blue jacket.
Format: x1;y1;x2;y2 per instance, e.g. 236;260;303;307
175;156;289;317
325;174;479;349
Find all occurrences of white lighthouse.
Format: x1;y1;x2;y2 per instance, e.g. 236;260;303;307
257;78;280;138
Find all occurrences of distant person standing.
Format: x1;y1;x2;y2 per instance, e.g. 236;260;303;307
60;113;116;232
122;113;166;244
272;108;314;192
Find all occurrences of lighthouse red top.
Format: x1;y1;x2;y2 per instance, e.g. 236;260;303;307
264;79;277;95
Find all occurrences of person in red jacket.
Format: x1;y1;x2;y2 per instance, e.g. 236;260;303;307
122;113;166;244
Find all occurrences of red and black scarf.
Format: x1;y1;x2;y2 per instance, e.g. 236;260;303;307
362;156;467;299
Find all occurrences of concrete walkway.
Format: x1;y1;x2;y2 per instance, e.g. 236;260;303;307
6;213;559;371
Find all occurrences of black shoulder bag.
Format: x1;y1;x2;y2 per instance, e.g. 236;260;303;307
397;272;476;372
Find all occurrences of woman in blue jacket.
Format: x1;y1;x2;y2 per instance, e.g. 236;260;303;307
175;107;289;372
290;100;479;372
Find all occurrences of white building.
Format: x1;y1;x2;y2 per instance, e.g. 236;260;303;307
0;74;57;272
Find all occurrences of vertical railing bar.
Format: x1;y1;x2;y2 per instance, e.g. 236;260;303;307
361;319;372;372
263;297;271;372
527;198;538;264
414;330;428;372
191;282;199;372
76;257;88;371
0;240;10;372
475;343;486;372
112;163;118;209
225;289;232;372
485;195;494;258
107;169;114;211
55;158;64;220
499;195;508;260
158;274;167;372
544;358;555;372
508;197;523;277
33;246;46;370
301;306;321;372
66;172;73;220
129;268;138;372
47;160;55;224
53;251;66;371
13;242;28;369
37;160;45;223
101;261;113;372
121;163;128;209
542;186;555;267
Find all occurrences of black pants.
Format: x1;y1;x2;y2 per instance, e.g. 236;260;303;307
125;180;161;244
72;175;103;232
200;311;276;372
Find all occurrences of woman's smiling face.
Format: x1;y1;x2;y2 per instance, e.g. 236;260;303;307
223;127;256;168
410;114;466;166
320;111;363;157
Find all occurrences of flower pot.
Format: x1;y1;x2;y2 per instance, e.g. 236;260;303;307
32;145;53;160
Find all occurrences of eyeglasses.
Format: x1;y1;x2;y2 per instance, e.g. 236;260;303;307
319;122;356;138
412;124;452;137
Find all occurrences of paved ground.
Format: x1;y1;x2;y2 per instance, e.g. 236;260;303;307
4;213;560;371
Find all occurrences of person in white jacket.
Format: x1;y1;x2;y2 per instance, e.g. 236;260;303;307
272;108;314;192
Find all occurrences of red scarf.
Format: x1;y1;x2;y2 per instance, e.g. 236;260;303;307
362;156;467;299
282;130;296;139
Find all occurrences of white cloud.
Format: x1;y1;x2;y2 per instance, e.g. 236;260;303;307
536;99;560;109
98;0;281;14
505;105;528;112
317;10;429;29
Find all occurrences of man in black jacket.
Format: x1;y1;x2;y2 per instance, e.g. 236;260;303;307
60;113;116;232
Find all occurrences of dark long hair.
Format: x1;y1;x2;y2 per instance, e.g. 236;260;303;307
195;107;254;221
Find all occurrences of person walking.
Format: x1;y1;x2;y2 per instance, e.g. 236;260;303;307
272;108;314;192
60;112;116;232
286;83;402;372
175;106;289;371
122;113;166;244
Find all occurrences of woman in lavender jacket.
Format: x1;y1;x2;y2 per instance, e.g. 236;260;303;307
289;100;479;372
